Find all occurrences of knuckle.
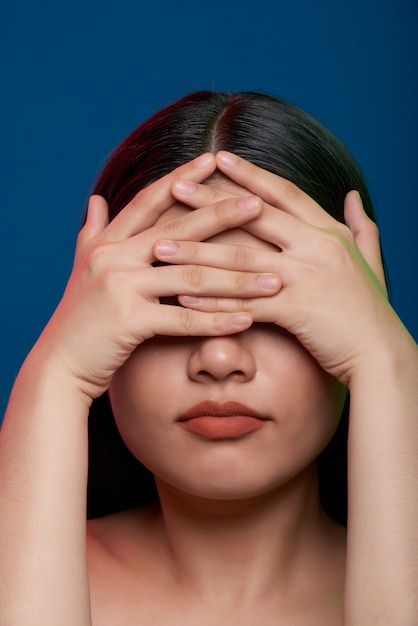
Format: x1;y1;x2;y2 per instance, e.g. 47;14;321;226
100;271;133;320
184;264;203;289
84;244;111;276
235;271;248;291
209;312;225;334
101;268;125;293
280;178;301;201
238;298;253;313
165;215;186;238
213;199;225;222
189;241;200;258
232;244;250;269
179;307;195;332
321;230;352;264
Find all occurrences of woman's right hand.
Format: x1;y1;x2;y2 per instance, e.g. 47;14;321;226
30;154;279;404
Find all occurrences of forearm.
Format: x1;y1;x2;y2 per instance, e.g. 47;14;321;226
344;325;418;624
0;353;92;625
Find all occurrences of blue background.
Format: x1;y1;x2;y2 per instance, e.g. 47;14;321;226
1;0;417;419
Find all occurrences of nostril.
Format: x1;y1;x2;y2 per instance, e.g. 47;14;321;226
187;336;257;383
196;369;245;379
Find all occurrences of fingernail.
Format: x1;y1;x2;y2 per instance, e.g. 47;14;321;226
194;153;213;169
179;295;200;304
173;179;197;195
230;313;252;328
218;152;238;167
155;240;178;255
257;274;278;289
238;196;260;211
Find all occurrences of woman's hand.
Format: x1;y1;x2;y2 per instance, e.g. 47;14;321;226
30;154;281;403
155;151;400;386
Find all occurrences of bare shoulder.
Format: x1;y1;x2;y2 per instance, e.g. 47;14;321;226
87;501;164;573
86;507;346;626
87;503;165;625
88;502;159;545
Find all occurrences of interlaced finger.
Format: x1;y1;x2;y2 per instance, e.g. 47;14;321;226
145;263;280;299
147;306;253;338
215;151;339;229
176;294;275;322
153;239;280;274
132;194;264;264
98;153;216;243
170;176;328;251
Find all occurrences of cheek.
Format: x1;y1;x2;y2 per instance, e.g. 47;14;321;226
107;331;347;500
263;333;347;443
285;373;346;455
108;340;188;463
110;339;183;403
109;347;162;433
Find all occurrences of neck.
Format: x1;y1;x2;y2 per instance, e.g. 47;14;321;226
152;463;344;606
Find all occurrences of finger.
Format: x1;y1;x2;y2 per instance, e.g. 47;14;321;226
74;195;109;267
171;177;243;207
85;195;109;234
147;307;253;338
137;194;264;264
153;239;280;274
171;179;303;250
102;153;216;242
177;294;276;323
147;264;280;299
344;190;387;292
171;182;355;265
172;168;342;252
77;195;266;274
216;151;335;228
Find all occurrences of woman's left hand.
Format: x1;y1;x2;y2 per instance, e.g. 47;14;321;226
154;152;402;386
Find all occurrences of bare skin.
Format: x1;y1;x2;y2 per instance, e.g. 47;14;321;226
1;152;417;625
86;214;348;624
87;495;346;625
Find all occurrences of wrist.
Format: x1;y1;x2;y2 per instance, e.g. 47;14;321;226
13;347;94;416
347;321;418;393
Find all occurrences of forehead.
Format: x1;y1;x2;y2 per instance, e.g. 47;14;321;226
155;177;277;251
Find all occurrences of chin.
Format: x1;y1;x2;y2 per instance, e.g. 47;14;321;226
154;460;318;505
173;479;272;502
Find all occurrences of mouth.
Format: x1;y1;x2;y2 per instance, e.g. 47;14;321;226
178;401;269;439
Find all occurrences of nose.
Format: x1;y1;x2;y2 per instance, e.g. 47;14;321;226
187;335;256;383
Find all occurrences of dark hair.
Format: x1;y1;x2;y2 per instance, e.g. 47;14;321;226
87;90;376;525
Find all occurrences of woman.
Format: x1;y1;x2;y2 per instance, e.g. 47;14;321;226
1;91;417;625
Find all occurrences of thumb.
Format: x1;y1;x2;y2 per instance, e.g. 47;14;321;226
344;190;387;293
84;195;109;236
74;195;109;267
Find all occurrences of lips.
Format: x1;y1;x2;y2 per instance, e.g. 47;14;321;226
178;401;269;439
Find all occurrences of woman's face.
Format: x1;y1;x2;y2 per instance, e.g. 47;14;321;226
109;184;346;501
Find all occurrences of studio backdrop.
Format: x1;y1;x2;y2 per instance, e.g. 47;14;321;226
1;0;417;418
